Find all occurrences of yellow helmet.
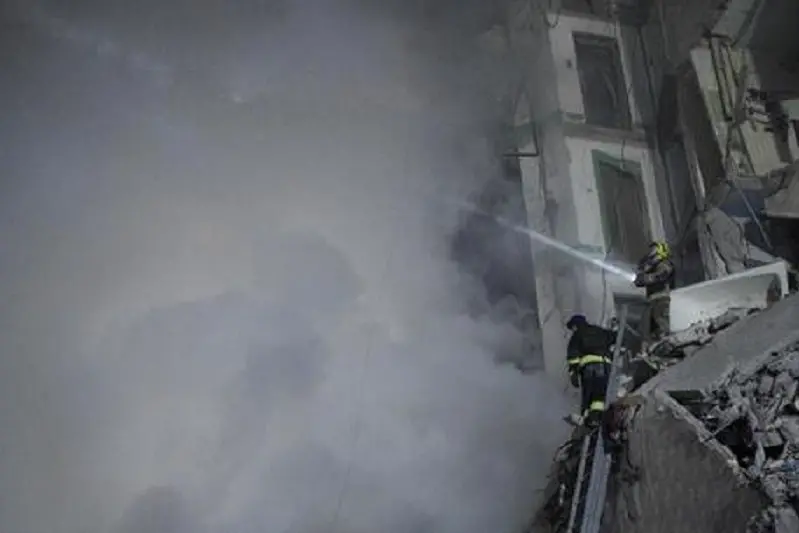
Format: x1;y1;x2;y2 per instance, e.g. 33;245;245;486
650;241;670;260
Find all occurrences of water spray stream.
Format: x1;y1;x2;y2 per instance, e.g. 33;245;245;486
448;199;637;282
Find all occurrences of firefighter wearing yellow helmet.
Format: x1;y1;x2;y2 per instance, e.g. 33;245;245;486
634;241;675;340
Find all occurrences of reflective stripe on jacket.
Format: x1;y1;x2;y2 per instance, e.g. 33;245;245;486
566;323;615;365
567;353;612;368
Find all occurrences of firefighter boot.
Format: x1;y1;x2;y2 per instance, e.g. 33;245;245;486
584;409;602;429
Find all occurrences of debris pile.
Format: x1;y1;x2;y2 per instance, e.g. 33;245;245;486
687;342;799;532
531;404;639;532
530;434;586;533
531;306;766;532
643;308;753;367
615;307;757;396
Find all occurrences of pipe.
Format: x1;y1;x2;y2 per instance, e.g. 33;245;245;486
566;436;593;533
579;304;629;533
707;37;733;121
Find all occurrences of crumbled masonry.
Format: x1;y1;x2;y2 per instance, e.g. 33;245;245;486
531;294;799;533
529;435;587;533
695;344;799;532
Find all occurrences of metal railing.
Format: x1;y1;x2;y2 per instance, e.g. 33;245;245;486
564;304;629;533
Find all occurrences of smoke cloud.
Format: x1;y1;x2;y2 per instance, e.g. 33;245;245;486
0;2;570;532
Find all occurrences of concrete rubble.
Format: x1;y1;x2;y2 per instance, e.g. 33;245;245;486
694;343;799;532
531;292;799;533
618;306;755;394
530;435;589;533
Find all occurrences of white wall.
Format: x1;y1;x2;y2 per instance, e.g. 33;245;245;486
566;137;663;321
510;8;669;381
506;6;583;384
519;135;665;373
546;14;667;323
518;141;571;382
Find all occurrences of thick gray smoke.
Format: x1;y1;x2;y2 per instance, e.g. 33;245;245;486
0;2;570;532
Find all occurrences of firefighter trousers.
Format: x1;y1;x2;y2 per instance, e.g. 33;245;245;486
649;296;670;339
580;361;611;421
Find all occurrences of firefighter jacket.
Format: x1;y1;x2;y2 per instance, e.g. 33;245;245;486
566;323;616;383
636;256;675;299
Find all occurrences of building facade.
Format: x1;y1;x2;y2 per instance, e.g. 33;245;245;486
481;0;799;383
482;1;677;381
522;2;799;530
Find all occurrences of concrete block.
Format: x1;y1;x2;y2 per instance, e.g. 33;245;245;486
605;393;762;533
639;294;799;394
669;261;789;333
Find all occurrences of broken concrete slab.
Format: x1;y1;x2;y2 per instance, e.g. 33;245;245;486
637;293;799;394
560;323;799;532
668;260;789;332
645;345;799;531
533;295;799;533
642;306;751;361
604;392;763;533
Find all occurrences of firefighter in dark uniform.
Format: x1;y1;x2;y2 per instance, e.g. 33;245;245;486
565;314;616;428
634;241;676;341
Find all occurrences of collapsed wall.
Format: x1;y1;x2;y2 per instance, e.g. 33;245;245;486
638;294;799;395
532;293;799;533
606;391;764;532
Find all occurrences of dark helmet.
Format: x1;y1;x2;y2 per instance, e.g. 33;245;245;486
566;314;587;330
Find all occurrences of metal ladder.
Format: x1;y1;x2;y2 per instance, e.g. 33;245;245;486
565;305;629;533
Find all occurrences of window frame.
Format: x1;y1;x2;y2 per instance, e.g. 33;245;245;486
572;32;632;131
591;149;652;261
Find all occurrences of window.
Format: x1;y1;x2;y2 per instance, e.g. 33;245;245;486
593;151;651;263
573;33;631;130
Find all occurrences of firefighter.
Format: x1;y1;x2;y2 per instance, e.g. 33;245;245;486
634;241;676;341
565;314;616;428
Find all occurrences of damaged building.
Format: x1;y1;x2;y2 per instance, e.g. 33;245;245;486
478;0;799;379
531;273;799;532
470;0;799;531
